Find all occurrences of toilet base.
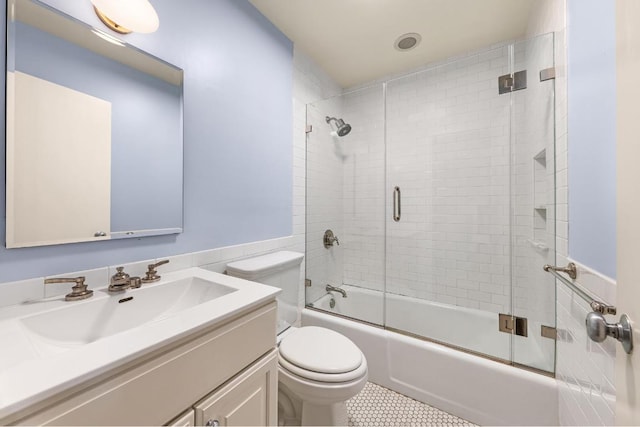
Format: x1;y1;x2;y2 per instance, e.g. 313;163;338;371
301;401;348;426
278;382;350;426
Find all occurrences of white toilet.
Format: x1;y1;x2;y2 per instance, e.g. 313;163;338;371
226;251;368;426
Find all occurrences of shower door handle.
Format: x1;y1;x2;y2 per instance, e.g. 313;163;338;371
393;186;401;222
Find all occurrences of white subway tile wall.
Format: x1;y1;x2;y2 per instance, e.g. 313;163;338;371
556;266;616;426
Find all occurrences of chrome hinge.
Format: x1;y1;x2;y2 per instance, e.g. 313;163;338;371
539;67;556;82
498;70;527;94
305;278;312;287
541;325;557;340
499;313;528;337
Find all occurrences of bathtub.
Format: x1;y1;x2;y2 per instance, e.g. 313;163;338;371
303;285;559;426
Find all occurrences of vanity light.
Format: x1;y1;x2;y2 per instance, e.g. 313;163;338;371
90;0;159;34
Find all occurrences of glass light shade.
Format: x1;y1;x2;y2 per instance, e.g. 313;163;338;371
91;0;159;34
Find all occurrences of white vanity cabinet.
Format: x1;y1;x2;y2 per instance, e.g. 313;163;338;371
193;349;278;426
8;301;278;426
168;410;195;427
167;349;278;427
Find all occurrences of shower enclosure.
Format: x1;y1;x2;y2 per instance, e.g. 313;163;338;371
305;33;556;374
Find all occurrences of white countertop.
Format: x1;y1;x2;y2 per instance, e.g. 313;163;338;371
0;267;280;420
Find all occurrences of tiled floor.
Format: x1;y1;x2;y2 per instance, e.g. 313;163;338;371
346;382;475;427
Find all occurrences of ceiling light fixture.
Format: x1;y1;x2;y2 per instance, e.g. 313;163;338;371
394;33;422;52
90;0;159;34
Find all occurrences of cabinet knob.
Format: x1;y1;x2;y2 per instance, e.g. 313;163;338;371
205;419;219;427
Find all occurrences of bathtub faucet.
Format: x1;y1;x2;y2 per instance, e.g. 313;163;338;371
326;284;347;298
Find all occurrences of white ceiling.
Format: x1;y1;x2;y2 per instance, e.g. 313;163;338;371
249;0;536;88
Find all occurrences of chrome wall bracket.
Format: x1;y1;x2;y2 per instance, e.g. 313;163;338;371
499;313;528;337
541;325;557;340
498;70;527;94
544;262;577;280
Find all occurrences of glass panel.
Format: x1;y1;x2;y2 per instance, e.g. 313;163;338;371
510;33;556;373
384;45;513;362
305;86;386;326
304;34;557;373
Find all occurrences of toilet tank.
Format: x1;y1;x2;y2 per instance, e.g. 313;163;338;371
226;251;304;333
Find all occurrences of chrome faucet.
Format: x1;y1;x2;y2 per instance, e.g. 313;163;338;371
141;259;170;283
44;276;93;301
109;267;130;292
326;284;347;298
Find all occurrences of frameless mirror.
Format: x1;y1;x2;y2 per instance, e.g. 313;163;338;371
5;0;184;248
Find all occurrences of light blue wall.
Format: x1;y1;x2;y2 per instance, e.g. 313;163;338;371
567;0;616;279
14;21;183;232
0;0;293;282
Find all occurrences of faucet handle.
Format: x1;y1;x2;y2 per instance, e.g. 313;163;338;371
323;229;340;248
108;266;132;293
112;266;130;281
141;259;170;283
44;276;93;301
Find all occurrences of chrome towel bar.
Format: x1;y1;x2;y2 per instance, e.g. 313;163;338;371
543;263;616;315
543;263;633;354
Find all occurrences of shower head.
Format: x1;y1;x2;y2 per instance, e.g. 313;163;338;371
326;116;352;137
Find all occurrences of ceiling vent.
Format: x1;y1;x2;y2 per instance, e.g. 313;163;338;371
394;33;422;51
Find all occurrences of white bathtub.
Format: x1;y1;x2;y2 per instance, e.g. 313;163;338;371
303;285;559;426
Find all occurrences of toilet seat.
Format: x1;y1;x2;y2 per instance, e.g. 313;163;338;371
278;326;367;383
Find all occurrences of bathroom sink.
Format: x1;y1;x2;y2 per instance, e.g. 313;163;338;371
0;266;281;422
19;275;236;346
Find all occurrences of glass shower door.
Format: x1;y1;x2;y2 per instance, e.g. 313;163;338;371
384;45;514;362
510;33;556;373
384;34;556;372
305;86;386;326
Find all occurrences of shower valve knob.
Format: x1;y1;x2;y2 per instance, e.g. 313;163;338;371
323;229;339;248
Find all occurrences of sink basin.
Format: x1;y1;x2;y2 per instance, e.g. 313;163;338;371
0;266;281;422
20;276;236;346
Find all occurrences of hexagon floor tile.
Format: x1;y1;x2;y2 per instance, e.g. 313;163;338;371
346;382;476;426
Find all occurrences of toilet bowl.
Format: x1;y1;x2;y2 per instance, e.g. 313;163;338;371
226;252;368;426
277;326;368;425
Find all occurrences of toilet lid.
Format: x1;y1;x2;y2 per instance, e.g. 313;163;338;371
279;326;362;374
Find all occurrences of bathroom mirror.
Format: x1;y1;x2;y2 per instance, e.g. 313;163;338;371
5;0;184;248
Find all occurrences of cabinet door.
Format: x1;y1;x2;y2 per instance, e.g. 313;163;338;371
167;410;195;427
195;350;278;427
